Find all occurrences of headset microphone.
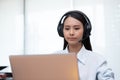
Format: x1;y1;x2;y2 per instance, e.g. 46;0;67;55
79;35;89;42
79;39;83;42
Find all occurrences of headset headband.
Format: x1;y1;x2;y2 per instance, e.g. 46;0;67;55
57;10;92;39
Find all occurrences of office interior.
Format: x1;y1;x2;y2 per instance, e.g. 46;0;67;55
0;0;120;80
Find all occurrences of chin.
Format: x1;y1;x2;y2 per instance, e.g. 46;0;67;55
68;42;79;45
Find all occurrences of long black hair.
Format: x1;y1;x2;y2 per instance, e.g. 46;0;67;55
62;10;92;51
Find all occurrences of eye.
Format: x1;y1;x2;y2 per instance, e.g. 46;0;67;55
74;25;81;30
64;27;70;30
64;26;70;30
74;28;80;30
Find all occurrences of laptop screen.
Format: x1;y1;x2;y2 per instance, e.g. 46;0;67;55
9;54;79;80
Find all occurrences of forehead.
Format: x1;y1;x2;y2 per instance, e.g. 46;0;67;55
64;16;83;25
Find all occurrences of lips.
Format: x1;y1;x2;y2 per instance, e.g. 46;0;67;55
68;37;76;41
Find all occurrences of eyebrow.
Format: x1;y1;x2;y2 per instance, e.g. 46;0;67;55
64;24;81;27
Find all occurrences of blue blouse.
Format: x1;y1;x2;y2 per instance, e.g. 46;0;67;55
56;46;114;80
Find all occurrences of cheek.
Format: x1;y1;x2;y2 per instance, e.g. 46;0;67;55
77;30;84;38
63;30;69;40
63;30;67;37
63;29;67;35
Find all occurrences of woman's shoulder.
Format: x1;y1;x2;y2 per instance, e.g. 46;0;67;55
86;50;107;65
88;50;104;58
80;46;106;61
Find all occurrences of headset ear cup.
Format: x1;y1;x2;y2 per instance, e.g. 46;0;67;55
57;24;64;37
87;23;91;36
83;23;91;40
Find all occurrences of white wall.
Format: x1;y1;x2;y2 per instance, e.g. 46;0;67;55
0;0;24;71
0;0;120;79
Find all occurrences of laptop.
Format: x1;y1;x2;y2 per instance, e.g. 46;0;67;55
9;53;79;80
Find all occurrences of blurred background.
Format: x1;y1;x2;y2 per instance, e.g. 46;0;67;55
0;0;120;79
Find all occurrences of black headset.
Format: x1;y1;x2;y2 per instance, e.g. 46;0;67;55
57;10;92;40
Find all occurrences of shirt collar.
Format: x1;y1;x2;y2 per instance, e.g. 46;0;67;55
65;45;87;65
77;46;87;65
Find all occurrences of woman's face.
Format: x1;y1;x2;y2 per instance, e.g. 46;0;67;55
63;16;84;46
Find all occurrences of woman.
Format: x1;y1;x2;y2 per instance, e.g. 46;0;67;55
56;10;114;80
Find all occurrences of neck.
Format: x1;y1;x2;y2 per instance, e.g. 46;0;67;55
68;43;83;54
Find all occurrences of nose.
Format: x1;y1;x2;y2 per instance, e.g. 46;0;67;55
70;29;74;36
